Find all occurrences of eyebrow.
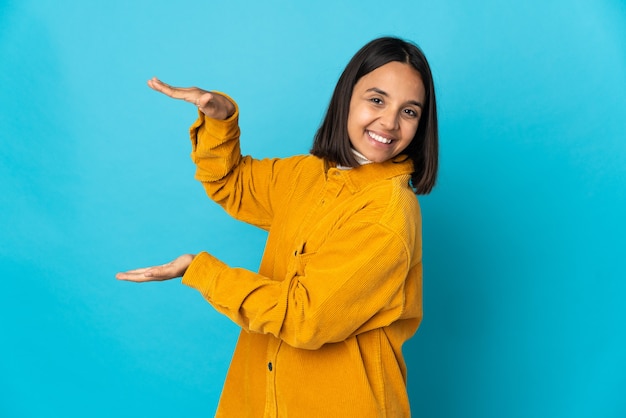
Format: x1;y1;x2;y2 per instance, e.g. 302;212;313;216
366;87;423;108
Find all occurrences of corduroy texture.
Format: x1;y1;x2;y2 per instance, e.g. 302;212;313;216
182;96;423;417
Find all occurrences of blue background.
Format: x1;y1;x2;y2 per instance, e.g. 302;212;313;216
1;0;625;416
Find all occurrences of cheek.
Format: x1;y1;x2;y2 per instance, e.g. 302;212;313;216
401;120;419;142
347;106;366;136
348;105;375;131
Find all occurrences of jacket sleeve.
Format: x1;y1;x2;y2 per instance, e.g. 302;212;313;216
189;94;289;230
182;213;422;350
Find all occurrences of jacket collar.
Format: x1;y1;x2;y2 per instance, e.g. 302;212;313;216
324;155;414;194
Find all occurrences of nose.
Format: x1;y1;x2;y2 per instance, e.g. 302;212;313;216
379;108;399;130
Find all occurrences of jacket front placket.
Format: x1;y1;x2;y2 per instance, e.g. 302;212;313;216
263;167;347;417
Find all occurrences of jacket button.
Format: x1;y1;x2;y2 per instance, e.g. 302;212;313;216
268;362;273;372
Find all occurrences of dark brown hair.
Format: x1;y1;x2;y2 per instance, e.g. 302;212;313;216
311;37;438;194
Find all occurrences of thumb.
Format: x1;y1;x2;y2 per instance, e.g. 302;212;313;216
195;91;215;108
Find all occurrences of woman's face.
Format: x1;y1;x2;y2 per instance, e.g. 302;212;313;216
347;61;425;163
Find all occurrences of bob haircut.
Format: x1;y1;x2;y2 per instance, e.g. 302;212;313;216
311;37;438;194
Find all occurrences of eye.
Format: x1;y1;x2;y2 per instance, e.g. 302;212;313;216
369;97;383;105
403;108;419;118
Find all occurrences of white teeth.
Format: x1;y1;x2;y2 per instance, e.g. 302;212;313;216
368;131;392;144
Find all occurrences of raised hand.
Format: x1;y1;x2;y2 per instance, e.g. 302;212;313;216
147;77;235;120
116;254;195;283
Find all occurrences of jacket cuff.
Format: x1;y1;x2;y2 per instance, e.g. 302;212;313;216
189;92;240;152
182;251;228;297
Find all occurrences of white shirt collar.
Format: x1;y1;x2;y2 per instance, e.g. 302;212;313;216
337;149;372;169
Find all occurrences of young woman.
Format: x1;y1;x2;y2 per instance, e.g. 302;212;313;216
117;36;438;417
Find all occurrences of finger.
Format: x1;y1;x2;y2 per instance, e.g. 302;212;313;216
116;271;152;282
116;262;168;280
120;267;151;274
147;77;204;103
148;78;190;99
117;267;173;282
143;264;180;279
147;77;175;94
196;91;215;108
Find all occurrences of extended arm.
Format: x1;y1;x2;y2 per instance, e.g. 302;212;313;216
182;220;421;350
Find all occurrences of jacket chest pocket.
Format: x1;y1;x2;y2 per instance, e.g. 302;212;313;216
287;243;317;277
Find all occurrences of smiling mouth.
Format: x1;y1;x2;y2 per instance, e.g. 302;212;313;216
367;130;393;144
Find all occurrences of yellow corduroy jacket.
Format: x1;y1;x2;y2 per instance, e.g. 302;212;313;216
182;98;423;418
